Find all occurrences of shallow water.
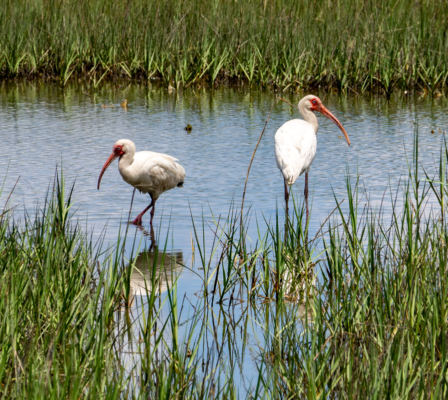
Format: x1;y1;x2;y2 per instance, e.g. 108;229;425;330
1;81;448;392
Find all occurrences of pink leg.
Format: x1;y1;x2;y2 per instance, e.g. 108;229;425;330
304;172;309;224
132;194;154;226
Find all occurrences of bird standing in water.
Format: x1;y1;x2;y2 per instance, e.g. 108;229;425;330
98;139;185;226
275;95;350;220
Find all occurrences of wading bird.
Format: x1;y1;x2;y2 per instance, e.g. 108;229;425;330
275;95;350;220
97;139;185;226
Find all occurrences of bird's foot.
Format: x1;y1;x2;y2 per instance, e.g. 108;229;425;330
131;216;143;226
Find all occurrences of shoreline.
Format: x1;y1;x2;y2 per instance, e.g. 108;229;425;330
0;75;444;98
2;0;447;96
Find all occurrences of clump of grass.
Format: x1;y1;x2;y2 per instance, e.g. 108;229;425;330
0;172;130;397
1;0;448;94
0;170;237;398
253;132;448;397
187;128;448;397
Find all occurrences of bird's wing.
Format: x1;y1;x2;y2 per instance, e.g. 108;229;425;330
135;151;179;163
133;152;186;195
274;119;316;185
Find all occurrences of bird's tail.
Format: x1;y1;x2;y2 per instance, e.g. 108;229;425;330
282;167;296;186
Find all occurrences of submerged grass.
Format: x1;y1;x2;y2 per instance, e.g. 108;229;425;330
3;128;448;398
1;0;448;94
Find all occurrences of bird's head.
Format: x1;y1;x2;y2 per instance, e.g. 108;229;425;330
112;143;125;156
300;95;350;146
97;139;136;190
307;96;323;112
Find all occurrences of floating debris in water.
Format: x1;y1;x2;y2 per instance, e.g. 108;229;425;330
185;124;192;132
102;104;108;108
431;130;435;134
338;136;343;139
121;99;128;108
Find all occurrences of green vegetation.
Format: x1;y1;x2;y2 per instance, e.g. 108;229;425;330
3;130;448;398
1;0;448;94
0;173;126;397
0;173;234;398
258;134;448;397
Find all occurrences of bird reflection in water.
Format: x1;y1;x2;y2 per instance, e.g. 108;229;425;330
119;238;183;369
133;223;157;244
128;243;184;302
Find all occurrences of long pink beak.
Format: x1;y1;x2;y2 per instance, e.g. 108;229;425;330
319;106;350;146
97;153;119;190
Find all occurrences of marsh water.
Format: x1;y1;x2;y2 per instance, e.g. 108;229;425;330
1;81;448;391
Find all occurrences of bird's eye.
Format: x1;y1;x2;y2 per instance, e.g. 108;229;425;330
312;100;317;105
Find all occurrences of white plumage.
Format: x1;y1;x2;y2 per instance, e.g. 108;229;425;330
275;119;317;185
275;95;350;218
98;139;185;226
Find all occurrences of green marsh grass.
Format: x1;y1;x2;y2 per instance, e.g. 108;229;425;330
4;130;448;397
199;130;448;397
0;172;128;397
1;0;448;94
250;132;448;397
0;171;237;398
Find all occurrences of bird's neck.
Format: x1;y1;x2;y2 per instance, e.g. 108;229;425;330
118;152;134;169
299;104;319;133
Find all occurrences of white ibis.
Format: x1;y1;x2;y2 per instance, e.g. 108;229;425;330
275;95;350;220
97;139;186;226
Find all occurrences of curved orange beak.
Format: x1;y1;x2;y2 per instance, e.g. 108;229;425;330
97;153;119;190
318;105;350;146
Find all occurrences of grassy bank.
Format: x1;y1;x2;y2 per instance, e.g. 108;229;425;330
1;0;448;94
3;131;448;398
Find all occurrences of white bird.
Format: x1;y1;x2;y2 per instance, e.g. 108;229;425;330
97;139;186;226
275;95;350;220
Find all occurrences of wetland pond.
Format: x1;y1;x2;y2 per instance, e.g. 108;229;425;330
1;82;448;394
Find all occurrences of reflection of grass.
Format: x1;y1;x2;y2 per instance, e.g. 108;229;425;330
4;130;448;397
1;0;448;93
